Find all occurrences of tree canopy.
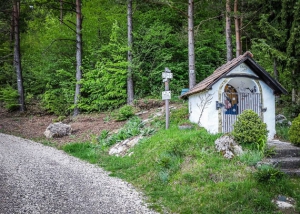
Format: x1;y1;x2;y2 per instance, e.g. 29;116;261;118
0;0;298;116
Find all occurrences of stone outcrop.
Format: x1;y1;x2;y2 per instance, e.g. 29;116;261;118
272;195;296;213
109;135;143;157
215;135;243;159
275;114;291;125
44;122;72;138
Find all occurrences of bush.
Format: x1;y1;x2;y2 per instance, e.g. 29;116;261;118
0;86;19;111
288;114;300;146
232;110;268;145
112;105;135;121
254;165;285;184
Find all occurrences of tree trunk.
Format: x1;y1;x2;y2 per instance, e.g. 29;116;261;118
188;0;196;89
273;59;278;80
292;69;295;103
127;0;134;105
10;9;14;42
13;0;25;112
226;0;233;62
73;0;82;116
60;0;63;24
234;0;241;57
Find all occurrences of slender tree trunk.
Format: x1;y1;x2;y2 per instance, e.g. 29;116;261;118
60;0;63;24
240;0;244;52
10;9;14;42
188;0;196;89
234;0;241;57
292;69;295;103
127;0;134;105
226;0;233;62
73;0;82;116
13;0;25;112
273;59;278;80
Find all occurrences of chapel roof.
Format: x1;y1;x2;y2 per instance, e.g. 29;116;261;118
181;51;287;98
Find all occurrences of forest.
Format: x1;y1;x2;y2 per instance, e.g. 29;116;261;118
0;0;299;117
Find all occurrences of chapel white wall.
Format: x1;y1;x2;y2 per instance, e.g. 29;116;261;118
188;62;276;139
259;80;276;139
188;84;220;134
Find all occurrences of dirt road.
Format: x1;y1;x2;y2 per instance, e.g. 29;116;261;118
0;133;157;214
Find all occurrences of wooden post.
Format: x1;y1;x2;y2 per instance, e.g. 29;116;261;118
188;0;196;89
162;68;172;129
165;79;170;129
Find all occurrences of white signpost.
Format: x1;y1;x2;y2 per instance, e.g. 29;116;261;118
162;67;173;129
162;91;171;100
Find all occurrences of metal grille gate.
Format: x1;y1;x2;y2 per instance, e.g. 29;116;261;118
222;92;261;133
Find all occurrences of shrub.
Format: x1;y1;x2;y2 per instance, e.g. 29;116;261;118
98;116;155;148
232;110;268;145
288;114;300;146
0;86;19;111
113;105;135;121
254;165;285;184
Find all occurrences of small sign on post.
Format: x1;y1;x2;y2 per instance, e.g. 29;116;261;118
162;67;173;129
162;72;173;79
162;91;171;100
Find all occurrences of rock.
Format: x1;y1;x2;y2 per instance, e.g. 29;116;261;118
272;195;296;213
44;122;72;138
178;124;193;130
109;135;143;157
275;114;291;126
215;135;243;159
135;110;149;116
142;111;163;124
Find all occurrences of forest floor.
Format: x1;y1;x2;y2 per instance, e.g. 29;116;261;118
0;99;174;147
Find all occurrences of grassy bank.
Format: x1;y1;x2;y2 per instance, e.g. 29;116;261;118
63;109;300;213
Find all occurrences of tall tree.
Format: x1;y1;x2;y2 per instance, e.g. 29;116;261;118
127;0;134;105
225;0;232;61
234;0;241;57
73;0;82;116
188;0;196;89
60;0;63;24
13;0;25;112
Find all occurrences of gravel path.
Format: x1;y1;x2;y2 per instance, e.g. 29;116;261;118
0;133;158;214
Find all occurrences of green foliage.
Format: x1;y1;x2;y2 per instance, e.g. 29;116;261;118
276;122;290;141
112;105;135;121
288;114;300;145
232;110;268;146
64;121;300;213
63;143;100;164
41;69;74;116
157;151;183;183
239;150;264;166
0;85;19;111
98;116;155;148
170;104;189;124
254;165;285;184
80;21;127;111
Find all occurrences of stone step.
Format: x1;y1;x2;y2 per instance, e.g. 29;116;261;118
281;168;300;177
267;140;300;158
264;157;300;169
271;148;300;158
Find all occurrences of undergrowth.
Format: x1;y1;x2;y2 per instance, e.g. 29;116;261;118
63;107;300;213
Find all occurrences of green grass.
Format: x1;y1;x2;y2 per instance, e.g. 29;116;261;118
63;108;300;213
276;123;290;141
